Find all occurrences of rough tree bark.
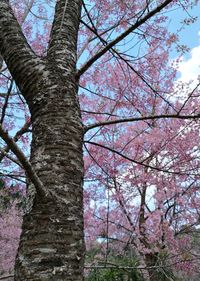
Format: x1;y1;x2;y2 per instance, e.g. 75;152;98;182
0;0;85;280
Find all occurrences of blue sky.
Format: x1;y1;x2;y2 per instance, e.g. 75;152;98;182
167;3;200;83
168;5;200;49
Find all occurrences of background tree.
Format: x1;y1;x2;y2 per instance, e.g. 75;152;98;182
0;0;200;280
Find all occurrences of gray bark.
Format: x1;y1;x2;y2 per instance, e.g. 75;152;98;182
0;0;85;280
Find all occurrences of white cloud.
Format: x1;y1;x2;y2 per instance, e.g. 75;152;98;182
177;45;200;83
171;34;200;102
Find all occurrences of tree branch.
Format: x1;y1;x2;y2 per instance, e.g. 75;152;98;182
47;0;82;69
0;124;46;197
0;0;42;90
0;274;14;280
84;141;197;176
0;147;21;167
0;80;13;124
84;114;200;133
0;120;31;163
77;0;173;77
79;18;177;111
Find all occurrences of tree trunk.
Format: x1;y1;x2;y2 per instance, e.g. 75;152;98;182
0;0;84;279
14;65;85;280
145;253;171;281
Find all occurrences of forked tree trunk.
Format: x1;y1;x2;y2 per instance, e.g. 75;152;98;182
0;0;85;279
14;66;85;280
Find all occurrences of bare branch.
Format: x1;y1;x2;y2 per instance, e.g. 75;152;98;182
0;80;13;124
84;114;200;133
0;274;14;280
0;120;31;163
0;147;21;167
21;0;35;23
0;124;46;197
85;257;200;270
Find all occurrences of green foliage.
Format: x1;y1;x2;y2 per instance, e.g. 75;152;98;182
85;246;142;281
86;267;141;281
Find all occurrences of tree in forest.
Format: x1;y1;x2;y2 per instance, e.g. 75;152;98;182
0;0;200;280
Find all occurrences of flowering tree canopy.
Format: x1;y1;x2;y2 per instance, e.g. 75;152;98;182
0;0;200;280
